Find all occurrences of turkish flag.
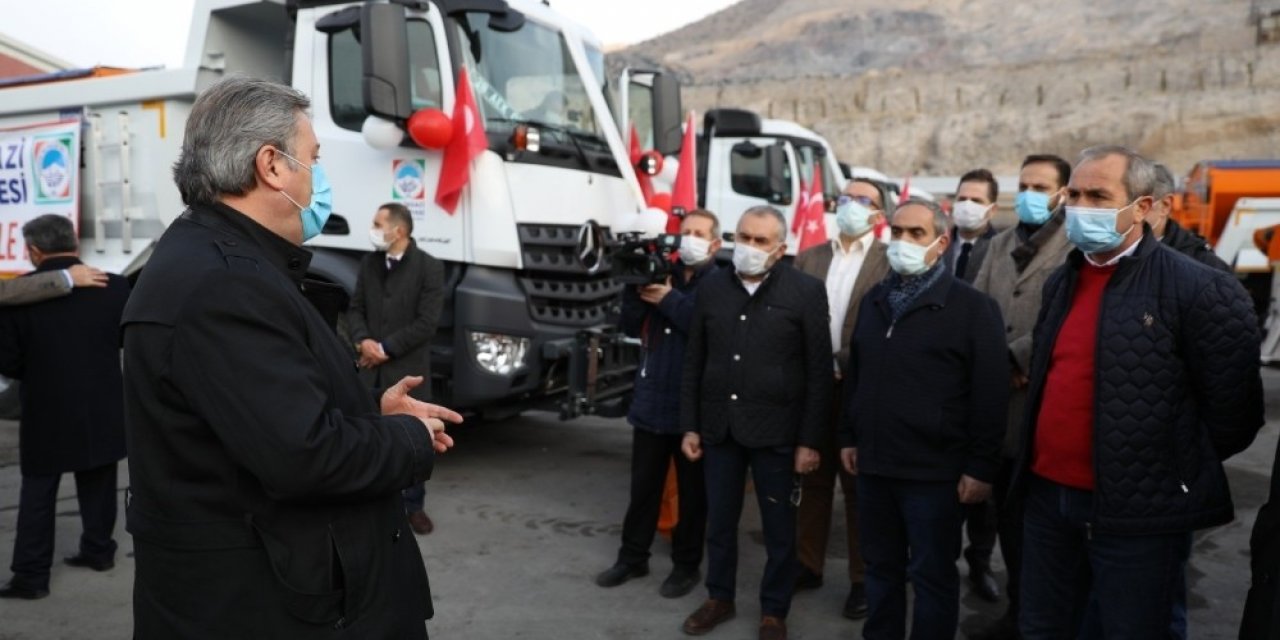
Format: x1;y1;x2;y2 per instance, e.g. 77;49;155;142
795;167;828;252
629;124;655;206
436;67;488;215
669;111;697;233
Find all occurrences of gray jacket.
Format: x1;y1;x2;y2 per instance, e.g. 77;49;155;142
970;222;1072;457
0;270;71;305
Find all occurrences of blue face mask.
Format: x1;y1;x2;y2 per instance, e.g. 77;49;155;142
276;149;333;242
1065;203;1137;254
1014;190;1054;225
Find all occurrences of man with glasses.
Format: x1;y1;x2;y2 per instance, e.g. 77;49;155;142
680;206;831;640
791;180;890;620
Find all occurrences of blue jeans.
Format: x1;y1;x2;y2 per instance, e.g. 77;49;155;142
403;483;426;512
856;474;963;640
1020;475;1188;639
703;438;797;618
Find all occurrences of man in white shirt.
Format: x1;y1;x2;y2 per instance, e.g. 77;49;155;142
791;177;890;620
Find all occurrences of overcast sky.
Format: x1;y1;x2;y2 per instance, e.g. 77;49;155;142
2;0;736;69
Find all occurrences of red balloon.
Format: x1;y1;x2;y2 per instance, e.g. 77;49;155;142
407;108;452;149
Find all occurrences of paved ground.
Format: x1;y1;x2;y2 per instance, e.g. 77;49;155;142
0;371;1276;639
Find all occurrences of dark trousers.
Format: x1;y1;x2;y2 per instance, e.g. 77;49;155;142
617;428;707;569
796;379;863;582
11;462;118;589
963;498;997;573
403;483;426;512
1020;475;1189;639
704;438;797;617
858;473;963;640
993;457;1024;619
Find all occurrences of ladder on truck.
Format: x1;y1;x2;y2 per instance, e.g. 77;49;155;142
87;111;138;254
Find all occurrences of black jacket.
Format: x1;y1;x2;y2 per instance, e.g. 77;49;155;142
620;260;713;434
1013;232;1263;535
838;268;1008;483
681;262;831;449
0;256;129;476
1162;219;1231;273
1241;434;1280;639
347;240;445;401
122;203;436;638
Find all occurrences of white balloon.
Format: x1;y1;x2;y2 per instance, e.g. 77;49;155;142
361;116;404;151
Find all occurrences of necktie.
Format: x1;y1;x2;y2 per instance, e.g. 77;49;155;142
387;257;399;271
955;242;973;279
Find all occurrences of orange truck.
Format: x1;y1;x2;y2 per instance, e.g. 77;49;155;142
1171;160;1280;362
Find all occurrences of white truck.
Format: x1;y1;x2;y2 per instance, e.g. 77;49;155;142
0;0;688;418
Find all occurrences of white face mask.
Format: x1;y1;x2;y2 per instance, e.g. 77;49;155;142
733;242;776;277
951;200;991;231
836;198;876;237
886;236;943;276
678;235;713;265
369;227;390;251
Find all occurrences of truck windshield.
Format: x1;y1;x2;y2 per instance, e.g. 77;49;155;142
454;13;607;151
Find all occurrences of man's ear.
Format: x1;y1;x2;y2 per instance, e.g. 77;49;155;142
255;145;288;192
1132;195;1153;225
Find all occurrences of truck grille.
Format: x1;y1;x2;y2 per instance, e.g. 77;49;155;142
518;223;623;328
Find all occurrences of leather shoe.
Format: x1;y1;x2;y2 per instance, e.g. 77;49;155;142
793;565;823;592
843;582;868;620
682;599;735;635
64;554;114;572
969;613;1019;640
407;510;434;535
759;615;787;640
969;569;1001;603
0;580;49;600
595;561;649;588
660;566;701;598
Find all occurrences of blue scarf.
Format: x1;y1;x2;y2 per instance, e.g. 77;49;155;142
887;263;944;322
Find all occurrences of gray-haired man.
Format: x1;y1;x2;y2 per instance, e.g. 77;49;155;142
122;77;461;637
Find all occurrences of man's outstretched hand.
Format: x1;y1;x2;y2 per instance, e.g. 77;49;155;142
382;376;464;453
68;264;108;288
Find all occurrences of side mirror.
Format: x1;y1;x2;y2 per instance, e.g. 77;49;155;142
650;73;683;157
764;143;788;201
361;3;413;122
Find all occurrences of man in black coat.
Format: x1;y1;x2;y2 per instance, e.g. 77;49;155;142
1241;433;1280;639
838;198;1008;640
1014;147;1263;638
121;77;461;638
0;214;129;600
348;202;445;535
679;206;831;640
1149;162;1232;273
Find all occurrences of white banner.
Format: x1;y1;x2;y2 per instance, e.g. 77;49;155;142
0;120;80;274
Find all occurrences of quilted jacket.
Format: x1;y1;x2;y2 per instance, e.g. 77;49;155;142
1013;231;1264;535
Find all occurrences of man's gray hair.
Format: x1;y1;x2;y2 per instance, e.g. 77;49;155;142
892;197;951;237
1078;145;1157;201
173;76;311;205
22;214;78;253
740;205;789;243
1152;163;1176;200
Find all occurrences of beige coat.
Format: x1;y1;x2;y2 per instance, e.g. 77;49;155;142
0;270;71;306
794;237;890;369
971;224;1073;457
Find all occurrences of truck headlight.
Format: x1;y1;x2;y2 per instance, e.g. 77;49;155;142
469;332;530;376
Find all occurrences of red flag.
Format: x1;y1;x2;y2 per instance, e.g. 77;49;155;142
629;124;655;206
898;175;912;204
796;167;828;252
792;178;808;236
669;111;697;233
436;67;488;215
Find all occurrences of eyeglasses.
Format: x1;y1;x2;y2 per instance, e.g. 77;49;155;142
837;194;879;209
790;477;803;507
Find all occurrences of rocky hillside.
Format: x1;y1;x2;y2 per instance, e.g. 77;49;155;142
610;0;1280;177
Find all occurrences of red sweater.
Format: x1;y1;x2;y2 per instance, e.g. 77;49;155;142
1032;263;1118;490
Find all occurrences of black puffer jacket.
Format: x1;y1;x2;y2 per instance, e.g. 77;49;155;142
1013;232;1264;535
1162;219;1231;273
